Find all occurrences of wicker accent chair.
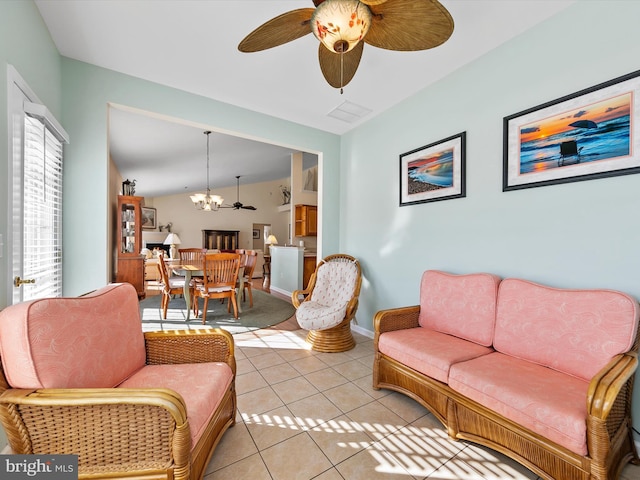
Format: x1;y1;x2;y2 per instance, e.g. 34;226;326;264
292;254;362;352
157;254;193;319
194;253;241;324
0;283;236;480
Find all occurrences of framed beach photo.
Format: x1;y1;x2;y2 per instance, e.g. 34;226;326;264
141;207;156;229
400;132;466;206
503;69;640;191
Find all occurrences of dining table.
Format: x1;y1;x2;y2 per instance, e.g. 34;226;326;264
171;262;245;321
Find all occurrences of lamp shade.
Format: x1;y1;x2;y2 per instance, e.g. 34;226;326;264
311;0;372;54
266;235;278;245
163;233;182;245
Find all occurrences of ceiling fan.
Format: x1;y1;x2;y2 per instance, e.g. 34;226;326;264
238;0;454;92
221;176;257;211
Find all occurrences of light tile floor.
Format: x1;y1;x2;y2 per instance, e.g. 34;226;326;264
202;320;640;480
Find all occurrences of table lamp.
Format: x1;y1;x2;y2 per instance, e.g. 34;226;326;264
163;233;182;260
265;234;278;254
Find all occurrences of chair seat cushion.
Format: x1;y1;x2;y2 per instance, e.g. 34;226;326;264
296;300;347;331
118;362;234;448
197;285;233;294
378;327;493;384
449;352;589;455
167;277;187;289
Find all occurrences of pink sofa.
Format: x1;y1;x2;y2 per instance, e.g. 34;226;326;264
0;283;236;480
374;270;640;480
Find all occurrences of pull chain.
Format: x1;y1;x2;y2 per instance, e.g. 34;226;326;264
340;52;344;94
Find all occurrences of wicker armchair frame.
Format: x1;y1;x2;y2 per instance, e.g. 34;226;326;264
373;306;640;480
292;254;362;353
0;328;237;480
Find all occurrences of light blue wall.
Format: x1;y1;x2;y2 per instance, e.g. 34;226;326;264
0;1;62;308
60;60;341;296
341;0;640;427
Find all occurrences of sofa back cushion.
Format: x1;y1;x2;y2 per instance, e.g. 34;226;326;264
418;270;501;347
0;283;146;389
494;278;639;381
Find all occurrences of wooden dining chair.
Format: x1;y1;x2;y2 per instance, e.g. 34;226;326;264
193;253;241;324
238;250;258;307
157;255;192;319
178;248;207;268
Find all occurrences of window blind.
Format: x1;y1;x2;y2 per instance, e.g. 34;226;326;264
22;114;64;299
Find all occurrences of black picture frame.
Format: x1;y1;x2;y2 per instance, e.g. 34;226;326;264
503;69;640;191
252;229;260;240
399;132;466;206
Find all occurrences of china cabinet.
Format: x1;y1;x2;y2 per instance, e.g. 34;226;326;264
202;229;240;252
116;195;145;298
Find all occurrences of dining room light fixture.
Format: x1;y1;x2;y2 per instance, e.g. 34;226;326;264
190;131;224;211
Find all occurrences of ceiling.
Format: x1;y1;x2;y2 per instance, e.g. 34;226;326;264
35;0;575;197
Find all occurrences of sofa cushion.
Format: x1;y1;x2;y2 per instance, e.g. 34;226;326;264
494;278;639;381
0;283;146;389
449;352;590;455
378;327;494;384
418;270;501;347
119;362;234;447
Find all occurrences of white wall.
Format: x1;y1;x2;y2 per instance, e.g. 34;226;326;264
60;58;341;297
147;177;290;251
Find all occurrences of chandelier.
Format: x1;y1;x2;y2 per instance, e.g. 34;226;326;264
190;131;224;211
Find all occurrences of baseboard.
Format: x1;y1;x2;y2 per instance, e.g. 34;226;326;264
269;285;291;298
351;323;373;339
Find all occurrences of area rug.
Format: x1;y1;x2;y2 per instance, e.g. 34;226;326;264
139;290;296;334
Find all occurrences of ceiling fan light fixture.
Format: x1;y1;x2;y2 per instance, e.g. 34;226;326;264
311;0;372;54
191;131;224;212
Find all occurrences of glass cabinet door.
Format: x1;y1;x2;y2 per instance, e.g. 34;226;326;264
118;196;142;256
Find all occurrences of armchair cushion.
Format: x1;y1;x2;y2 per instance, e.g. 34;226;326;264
0;283;146;389
296;301;348;331
119;362;233;446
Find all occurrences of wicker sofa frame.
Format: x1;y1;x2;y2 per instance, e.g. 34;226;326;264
374;305;640;480
0;328;236;480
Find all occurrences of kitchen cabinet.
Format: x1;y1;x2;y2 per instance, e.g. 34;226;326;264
303;255;317;289
294;204;317;237
116;195;146;298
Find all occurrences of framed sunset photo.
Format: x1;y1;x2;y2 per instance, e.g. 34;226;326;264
503;69;640;191
399;132;466;206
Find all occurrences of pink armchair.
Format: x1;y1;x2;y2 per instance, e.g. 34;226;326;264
0;283;236;480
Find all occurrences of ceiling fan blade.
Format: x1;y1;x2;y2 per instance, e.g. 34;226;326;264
238;8;315;52
318;41;364;89
365;0;454;51
241;205;257;211
360;0;389;5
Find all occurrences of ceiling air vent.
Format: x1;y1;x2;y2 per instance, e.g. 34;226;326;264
327;101;372;123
